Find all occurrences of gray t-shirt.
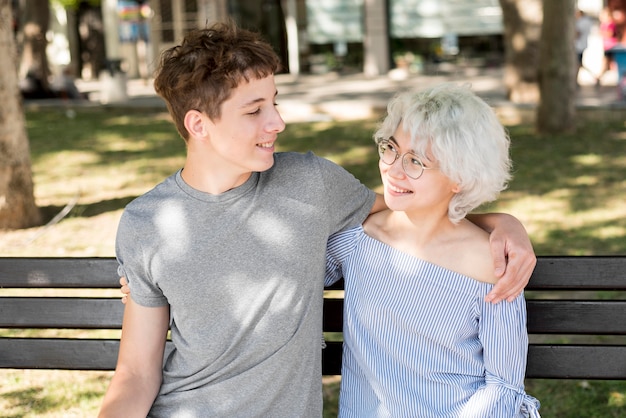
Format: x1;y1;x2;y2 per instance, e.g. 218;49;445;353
116;151;376;417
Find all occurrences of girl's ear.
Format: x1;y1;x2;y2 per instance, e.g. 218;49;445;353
183;110;209;139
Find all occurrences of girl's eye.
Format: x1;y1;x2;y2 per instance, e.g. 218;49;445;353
409;156;422;167
248;108;261;115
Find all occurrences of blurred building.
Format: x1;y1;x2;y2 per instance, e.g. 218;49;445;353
130;0;507;77
47;0;606;79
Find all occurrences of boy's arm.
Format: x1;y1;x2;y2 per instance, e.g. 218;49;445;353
98;298;169;417
369;193;387;215
467;213;537;304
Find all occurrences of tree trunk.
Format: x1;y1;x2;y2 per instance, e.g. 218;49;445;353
17;0;50;88
498;0;543;103
78;3;106;80
536;0;576;133
0;0;41;229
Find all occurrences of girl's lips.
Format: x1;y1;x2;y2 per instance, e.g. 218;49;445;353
387;180;413;195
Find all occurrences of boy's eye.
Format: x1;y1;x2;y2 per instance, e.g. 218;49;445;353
247;108;261;115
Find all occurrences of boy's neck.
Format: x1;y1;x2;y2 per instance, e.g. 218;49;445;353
181;161;253;195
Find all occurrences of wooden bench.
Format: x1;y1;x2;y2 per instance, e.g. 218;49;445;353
1;256;626;380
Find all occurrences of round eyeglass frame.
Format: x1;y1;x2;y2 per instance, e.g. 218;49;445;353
377;139;434;180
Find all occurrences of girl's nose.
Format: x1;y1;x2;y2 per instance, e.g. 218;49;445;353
387;156;406;179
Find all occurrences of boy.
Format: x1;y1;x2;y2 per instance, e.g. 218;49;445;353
100;22;535;417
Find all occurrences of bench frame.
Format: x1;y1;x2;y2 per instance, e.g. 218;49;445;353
1;256;626;379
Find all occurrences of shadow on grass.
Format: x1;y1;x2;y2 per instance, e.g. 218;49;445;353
525;379;626;418
507;122;626;213
39;195;138;223
26;107;180;166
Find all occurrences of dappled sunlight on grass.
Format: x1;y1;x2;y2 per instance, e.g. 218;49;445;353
493;188;626;255
25;109;185;226
0;370;113;417
324;144;373;165
609;391;626;407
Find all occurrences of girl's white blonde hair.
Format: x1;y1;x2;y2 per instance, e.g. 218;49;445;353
374;83;512;223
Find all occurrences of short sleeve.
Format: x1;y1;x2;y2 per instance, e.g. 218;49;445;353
324;227;362;287
314;154;376;235
115;207;168;307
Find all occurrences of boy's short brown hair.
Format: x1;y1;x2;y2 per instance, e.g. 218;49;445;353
154;21;281;140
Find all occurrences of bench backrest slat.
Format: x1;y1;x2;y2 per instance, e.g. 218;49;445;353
527;345;626;379
526;256;626;289
527;300;626;334
0;297;123;329
0;338;121;370
0;339;175;370
0;257;118;288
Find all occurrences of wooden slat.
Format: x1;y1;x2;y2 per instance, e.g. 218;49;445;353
527;256;626;290
322;343;626;380
2;256;624;289
325;279;344;291
323;298;344;332
327;298;626;335
0;339;175;370
527;300;626;334
526;345;626;379
322;341;343;376
0;297;124;329
0;257;118;288
0;338;121;370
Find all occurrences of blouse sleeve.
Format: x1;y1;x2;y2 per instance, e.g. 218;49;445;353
460;293;541;417
324;227;360;287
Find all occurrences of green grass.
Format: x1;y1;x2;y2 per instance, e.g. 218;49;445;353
1;106;625;416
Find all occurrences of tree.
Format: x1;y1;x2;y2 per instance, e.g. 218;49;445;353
0;0;41;229
498;0;543;103
536;0;576;133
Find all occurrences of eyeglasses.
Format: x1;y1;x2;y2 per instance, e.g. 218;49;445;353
377;139;435;180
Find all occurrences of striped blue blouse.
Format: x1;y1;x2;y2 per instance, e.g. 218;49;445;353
325;226;541;418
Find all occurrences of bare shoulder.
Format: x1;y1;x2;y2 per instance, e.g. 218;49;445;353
452;221;499;285
362;209;392;241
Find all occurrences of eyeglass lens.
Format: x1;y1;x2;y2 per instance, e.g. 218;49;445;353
378;141;424;179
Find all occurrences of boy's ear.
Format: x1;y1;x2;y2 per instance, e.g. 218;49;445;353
184;110;208;138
